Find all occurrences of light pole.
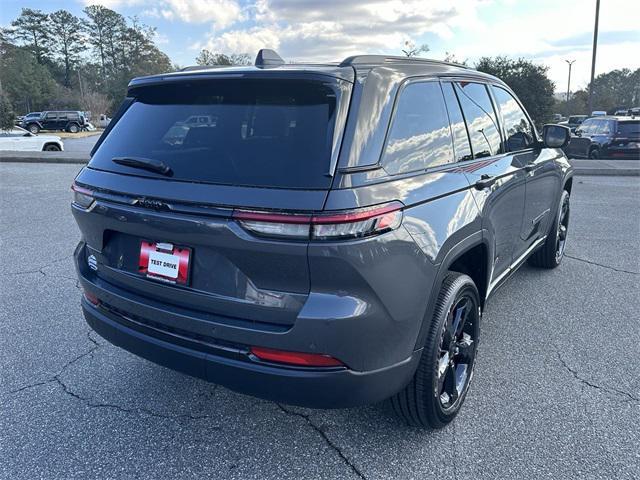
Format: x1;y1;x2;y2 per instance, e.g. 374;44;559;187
565;59;575;113
587;0;600;114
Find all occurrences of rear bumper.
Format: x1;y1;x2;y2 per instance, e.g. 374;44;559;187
75;242;421;408
82;300;420;408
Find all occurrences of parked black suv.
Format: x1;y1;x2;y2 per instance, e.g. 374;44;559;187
72;50;573;428
23;110;86;134
565;116;640;159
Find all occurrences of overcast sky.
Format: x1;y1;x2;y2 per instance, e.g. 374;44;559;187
2;0;639;91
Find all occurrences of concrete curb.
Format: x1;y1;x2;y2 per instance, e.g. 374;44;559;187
0;156;88;164
573;168;639;176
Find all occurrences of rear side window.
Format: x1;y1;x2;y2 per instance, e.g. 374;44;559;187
381;81;454;174
492;86;535;151
442;83;473;162
454;82;501;158
90;78;346;189
618;121;640;137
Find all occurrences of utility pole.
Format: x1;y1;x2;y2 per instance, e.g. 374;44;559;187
587;0;600;114
565;59;575;113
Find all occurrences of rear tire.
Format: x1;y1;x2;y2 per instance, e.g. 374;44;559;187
391;273;480;429
27;124;40;134
589;148;599;159
528;190;570;268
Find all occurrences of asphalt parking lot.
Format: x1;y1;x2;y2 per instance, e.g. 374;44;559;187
61;134;100;153
1;163;638;479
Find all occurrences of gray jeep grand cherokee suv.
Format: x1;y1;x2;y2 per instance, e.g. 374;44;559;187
72;50;573;428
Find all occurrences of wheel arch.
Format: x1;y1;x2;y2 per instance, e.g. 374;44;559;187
563;175;573;195
413;231;490;350
42;142;61;151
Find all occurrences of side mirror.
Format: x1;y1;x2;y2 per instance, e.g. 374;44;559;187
542;124;571;149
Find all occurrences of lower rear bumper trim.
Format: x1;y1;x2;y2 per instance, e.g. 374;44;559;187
82;300;421;408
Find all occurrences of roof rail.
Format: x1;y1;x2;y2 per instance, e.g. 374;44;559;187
339;55;470;69
255;49;285;68
179;65;229;72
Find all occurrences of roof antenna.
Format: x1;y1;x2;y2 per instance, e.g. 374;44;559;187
255;49;284;68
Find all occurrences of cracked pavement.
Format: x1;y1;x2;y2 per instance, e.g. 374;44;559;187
1;165;639;479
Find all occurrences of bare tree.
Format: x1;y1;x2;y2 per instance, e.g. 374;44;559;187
81;91;110;119
401;40;429;57
195;49;251;66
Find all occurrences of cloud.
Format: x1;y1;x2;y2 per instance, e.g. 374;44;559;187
200;0;485;61
80;0;148;8
83;0;244;29
159;0;243;27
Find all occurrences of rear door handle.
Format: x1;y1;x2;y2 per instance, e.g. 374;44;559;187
474;174;496;190
524;163;537;172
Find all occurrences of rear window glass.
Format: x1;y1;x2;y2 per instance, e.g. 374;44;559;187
618;121;640;137
381;81;454;174
89;78;345;189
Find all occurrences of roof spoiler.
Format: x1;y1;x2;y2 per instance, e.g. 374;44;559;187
255;49;285;68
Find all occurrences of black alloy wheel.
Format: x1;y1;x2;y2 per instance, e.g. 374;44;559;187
555;192;570;263
529;189;570;268
391;273;480;428
435;293;478;411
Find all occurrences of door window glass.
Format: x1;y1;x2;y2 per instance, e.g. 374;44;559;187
454;82;501;158
492;86;535;151
442;83;473;162
578;119;596;135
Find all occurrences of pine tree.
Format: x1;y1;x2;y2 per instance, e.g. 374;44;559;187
10;8;51;64
49;10;84;87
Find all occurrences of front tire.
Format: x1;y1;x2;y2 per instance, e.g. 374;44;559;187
391;273;480;428
68;123;79;133
528;190;570;268
43;143;61;151
589;148;600;159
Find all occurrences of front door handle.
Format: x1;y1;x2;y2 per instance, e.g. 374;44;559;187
474;174;496;190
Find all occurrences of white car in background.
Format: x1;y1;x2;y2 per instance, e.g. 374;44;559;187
0;126;64;151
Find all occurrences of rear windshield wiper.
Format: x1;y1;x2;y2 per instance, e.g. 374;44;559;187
112;156;173;176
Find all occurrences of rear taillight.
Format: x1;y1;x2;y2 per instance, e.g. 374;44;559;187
71;183;95;209
233;201;403;241
250;346;344;367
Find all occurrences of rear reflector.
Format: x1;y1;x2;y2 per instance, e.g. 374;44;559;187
234;201;403;240
250;346;344;367
83;291;100;306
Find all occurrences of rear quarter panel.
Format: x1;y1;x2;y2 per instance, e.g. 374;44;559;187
310;168;481;371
